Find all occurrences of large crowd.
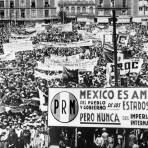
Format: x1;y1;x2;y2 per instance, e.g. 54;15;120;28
0;21;147;148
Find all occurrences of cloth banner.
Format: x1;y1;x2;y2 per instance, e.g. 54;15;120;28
63;67;79;83
40;40;93;48
37;58;98;72
11;33;35;39
106;59;143;77
50;54;80;62
3;41;33;54
53;22;72;32
0;52;15;61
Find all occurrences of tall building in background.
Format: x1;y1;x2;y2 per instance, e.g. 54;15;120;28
0;0;57;24
95;0;132;24
58;0;96;23
131;0;148;23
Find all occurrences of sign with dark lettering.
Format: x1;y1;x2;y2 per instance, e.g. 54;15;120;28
118;34;129;47
48;88;148;128
107;59;143;76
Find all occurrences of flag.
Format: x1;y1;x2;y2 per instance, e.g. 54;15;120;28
63;67;78;83
38;88;48;106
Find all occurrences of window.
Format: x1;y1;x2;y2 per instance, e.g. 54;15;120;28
10;10;15;18
31;9;36;18
31;0;36;8
99;0;104;6
20;9;25;18
123;0;126;8
89;7;93;14
82;6;86;13
66;7;69;13
0;10;4;18
0;1;4;8
10;1;14;8
122;10;127;15
71;7;75;14
139;7;143;11
111;0;115;7
45;10;49;17
45;0;49;7
20;0;25;6
77;7;81;14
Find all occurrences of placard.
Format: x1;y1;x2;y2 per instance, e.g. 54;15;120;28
48;88;148;128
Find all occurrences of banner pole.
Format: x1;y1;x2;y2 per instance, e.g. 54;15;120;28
75;128;77;148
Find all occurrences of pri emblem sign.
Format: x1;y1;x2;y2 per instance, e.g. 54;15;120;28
50;91;79;123
48;88;148;128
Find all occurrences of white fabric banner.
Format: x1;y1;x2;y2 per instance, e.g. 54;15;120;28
40;40;93;48
0;52;16;61
3;41;33;54
37;58;98;72
50;54;80;62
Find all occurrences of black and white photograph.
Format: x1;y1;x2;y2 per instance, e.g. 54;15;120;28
0;0;148;148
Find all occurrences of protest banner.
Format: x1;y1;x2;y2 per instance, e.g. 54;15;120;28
3;41;33;54
0;52;16;61
48;88;148;129
38;58;98;72
50;54;80;62
106;59;143;76
118;34;129;47
40;40;93;48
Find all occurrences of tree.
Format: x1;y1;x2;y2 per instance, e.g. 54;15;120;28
58;10;68;23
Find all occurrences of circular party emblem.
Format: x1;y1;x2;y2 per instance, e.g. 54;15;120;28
51;91;79;123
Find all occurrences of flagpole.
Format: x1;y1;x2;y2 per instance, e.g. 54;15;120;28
75;128;77;148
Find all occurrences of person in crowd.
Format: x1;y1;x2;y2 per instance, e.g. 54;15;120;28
7;128;18;148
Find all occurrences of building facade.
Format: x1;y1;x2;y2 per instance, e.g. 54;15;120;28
0;0;57;23
95;0;132;23
58;0;96;23
57;0;133;24
131;0;148;22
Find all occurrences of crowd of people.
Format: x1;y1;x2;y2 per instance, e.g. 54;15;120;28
0;21;147;148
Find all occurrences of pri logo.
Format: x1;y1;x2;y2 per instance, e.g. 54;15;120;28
51;91;79;123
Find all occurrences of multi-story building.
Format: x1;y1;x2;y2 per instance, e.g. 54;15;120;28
58;0;96;23
0;0;57;24
95;0;132;24
131;0;148;23
57;0;133;24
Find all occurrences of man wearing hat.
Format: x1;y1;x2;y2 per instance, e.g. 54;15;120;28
20;125;31;148
77;131;86;148
7;128;18;148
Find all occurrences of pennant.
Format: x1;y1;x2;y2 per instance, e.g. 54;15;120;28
63;67;78;83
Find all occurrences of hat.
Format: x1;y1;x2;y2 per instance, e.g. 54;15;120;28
132;144;139;148
117;135;123;139
102;128;107;131
77;131;82;135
